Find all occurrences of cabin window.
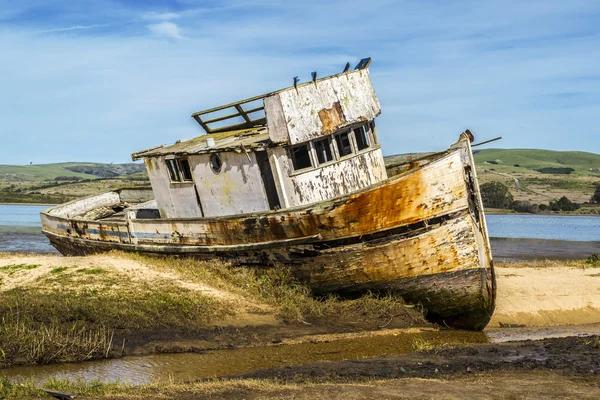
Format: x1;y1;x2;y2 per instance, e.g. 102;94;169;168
178;159;193;181
314;137;334;165
166;159;181;181
354;125;370;151
166;157;193;182
210;153;223;174
290;144;312;171
334;131;353;157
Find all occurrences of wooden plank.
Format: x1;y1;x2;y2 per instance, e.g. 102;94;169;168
235;104;252;123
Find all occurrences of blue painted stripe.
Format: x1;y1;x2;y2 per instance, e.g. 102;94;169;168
55;223;129;238
132;232;170;239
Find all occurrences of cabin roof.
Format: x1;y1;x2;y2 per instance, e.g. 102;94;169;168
191;58;372;134
131;127;269;160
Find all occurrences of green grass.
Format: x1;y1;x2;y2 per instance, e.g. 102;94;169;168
0;263;40;272
0;162;145;183
77;267;108;275
473;148;600;176
50;266;69;274
411;337;434;352
0;191;76;204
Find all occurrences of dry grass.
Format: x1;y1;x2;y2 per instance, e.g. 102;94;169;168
123;252;421;323
0;253;426;369
0;376;303;399
0;258;234;368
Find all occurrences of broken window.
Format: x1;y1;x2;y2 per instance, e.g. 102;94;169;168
314;137;334;165
178;158;193;181
335;131;353;157
166;157;193;182
354;125;370;151
290;144;312;171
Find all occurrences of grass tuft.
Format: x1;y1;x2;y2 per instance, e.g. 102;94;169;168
586;253;600;265
411;337;434;352
77;267;108;275
124;253;423;324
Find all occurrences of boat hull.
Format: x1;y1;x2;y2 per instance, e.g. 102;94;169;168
41;135;496;330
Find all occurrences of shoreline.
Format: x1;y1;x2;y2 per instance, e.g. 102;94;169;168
0;202;55;206
485;209;600;216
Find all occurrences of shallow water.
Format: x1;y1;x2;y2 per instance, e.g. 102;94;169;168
0;204;57;253
4;324;600;386
4;330;487;386
0;204;49;227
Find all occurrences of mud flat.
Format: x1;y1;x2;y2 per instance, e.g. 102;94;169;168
490;237;600;262
1;254;599;399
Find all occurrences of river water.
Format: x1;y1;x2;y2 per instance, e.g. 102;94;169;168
0;204;57;253
485;214;600;241
0;205;598;257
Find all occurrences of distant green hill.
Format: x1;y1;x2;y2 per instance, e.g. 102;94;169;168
0;162;146;182
473;149;600;175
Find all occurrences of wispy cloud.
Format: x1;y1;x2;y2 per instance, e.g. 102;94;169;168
34;24;109;34
147;22;183;40
141;11;180;21
1;0;599;164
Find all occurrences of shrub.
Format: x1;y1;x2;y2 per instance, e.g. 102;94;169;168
587;253;600;264
535;167;574;174
549;196;580;212
480;182;514;209
511;201;539;213
591;186;600;204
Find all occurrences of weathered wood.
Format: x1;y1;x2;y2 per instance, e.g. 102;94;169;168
41;135;495;330
42;149;468;246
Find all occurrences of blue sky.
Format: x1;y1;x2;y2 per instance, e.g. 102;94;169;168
1;0;599;164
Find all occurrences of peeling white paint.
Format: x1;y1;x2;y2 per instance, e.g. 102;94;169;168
270;147;387;207
264;69;380;145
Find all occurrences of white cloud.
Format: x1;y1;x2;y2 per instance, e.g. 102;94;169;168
141;11;180;21
35;24;109;34
1;0;600;164
147;22;183;40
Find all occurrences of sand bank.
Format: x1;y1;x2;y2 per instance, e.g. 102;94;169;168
490;261;600;327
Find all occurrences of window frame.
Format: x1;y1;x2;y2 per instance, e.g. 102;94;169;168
289;143;313;171
209;153;223;174
177;158;194;181
165;157;194;183
353;125;370;151
286;122;381;176
334;130;354;158
313;137;335;165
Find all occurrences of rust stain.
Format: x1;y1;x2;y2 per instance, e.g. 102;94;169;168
318;101;346;135
134;151;470;248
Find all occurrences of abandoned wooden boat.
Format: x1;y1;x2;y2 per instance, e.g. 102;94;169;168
40;59;496;330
